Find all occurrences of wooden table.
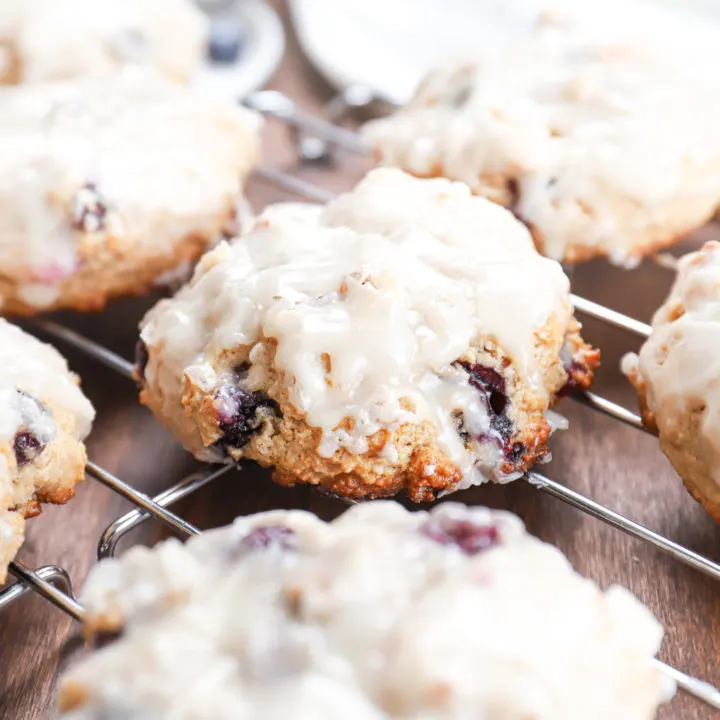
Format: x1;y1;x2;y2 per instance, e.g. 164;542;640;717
1;3;719;717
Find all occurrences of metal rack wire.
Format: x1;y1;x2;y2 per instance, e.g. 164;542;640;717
2;90;720;712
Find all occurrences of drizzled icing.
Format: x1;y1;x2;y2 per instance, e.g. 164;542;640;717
0;0;207;84
0;319;94;443
61;502;671;719
0;320;94;583
623;242;720;488
141;169;570;485
364;1;720;263
0;71;261;307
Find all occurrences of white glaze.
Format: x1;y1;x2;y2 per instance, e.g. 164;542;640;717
623;242;720;487
61;501;672;719
0;321;94;581
364;1;720;263
0;319;94;443
0;71;261;307
0;0;207;84
140;169;571;485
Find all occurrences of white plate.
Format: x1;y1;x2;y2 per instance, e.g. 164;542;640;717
289;0;720;106
194;0;285;100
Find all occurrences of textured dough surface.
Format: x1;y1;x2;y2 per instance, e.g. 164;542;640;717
624;241;720;521
138;168;598;500
0;319;94;582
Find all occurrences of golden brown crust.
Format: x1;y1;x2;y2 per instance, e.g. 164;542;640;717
81;607;126;640
0;42;20;85
531;219;710;266
0;400;88;582
625;363;658;432
627;349;720;522
657;410;720;524
16;498;42;519
140;306;598;502
0;221;223;316
393;160;717;265
560;316;601;392
57;680;90;713
6;404;88;511
268;419;465;503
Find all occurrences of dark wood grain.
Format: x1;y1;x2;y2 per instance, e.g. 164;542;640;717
1;3;719;718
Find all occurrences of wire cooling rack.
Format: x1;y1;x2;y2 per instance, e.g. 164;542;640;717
2;89;720;712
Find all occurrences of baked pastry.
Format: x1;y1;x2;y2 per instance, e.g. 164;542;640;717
0;71;261;315
624;241;720;521
0;319;94;583
137;168;598;501
57;501;673;719
0;0;208;86
363;4;720;266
